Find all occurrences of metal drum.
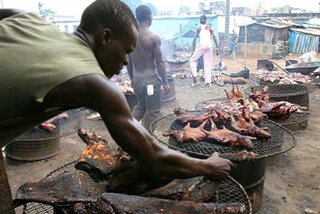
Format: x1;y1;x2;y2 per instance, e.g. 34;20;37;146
4;125;60;162
124;93;138;111
230;158;266;213
5;138;60;162
162;77;176;103
4;109;82;162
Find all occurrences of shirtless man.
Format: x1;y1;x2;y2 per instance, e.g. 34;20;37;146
127;5;170;130
190;15;219;87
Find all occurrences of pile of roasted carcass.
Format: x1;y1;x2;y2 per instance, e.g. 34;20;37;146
12;129;251;214
253;70;314;84
164;85;307;149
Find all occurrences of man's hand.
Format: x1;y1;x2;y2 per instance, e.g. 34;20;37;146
206;152;235;180
130;79;134;89
205;25;214;32
163;83;170;95
216;48;219;56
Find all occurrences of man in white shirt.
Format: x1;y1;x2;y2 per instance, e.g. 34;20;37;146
189;15;219;87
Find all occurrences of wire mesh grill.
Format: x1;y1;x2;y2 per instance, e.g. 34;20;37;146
244;84;309;97
250;74;319;93
22;161;252;214
15;108;84;141
151;111;296;159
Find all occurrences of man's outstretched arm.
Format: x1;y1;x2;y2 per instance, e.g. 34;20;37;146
44;74;234;180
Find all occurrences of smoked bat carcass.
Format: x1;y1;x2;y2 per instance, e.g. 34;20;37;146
173;107;217;126
75;128;119;181
249;86;270;103
219;150;258;162
12;170;104;209
230;115;271;139
257;100;308;119
202;119;255;149
142;176;220;202
224;85;244;102
40;112;69;132
97;193;247;214
163;120;207;143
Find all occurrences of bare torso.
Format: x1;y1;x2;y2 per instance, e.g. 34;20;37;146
130;27;157;74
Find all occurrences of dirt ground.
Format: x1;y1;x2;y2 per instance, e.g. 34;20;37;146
3;52;320;214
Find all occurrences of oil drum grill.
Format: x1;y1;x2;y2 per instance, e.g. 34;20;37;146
244;84;310;107
5;108;85;161
15;108;84;141
150;111;296;159
22;161;253;214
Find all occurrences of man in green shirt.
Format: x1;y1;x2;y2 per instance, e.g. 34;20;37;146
0;0;234;213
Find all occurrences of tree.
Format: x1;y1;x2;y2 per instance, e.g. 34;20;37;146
122;0;143;14
122;0;158;16
144;3;158;16
179;6;191;15
38;2;54;19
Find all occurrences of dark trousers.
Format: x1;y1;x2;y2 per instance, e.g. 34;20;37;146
132;73;162;131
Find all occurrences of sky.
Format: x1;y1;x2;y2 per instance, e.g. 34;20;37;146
1;0;320;17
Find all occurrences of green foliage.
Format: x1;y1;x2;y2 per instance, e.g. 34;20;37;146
121;0;158;16
38;1;54;18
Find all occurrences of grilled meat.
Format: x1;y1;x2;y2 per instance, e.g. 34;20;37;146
163;120;207;143
173;107;217;126
202;119;255;149
219;150;258;162
230;115;271;139
98;193;247;214
225;85;244;102
142;176;219;202
13;170;103;208
249;85;270;102
76;129;118;181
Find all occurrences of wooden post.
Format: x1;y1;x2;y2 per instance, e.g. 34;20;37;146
0;150;15;214
244;22;247;68
179;24;186;58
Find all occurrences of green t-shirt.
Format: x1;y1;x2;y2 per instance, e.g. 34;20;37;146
0;12;105;145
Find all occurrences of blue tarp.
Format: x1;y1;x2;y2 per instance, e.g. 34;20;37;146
150;17;218;46
289;30;319;54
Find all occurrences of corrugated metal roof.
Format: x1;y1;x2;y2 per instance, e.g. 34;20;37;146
290;27;320;36
240;18;301;29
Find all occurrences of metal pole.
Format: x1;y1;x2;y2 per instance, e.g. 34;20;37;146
244;22;247;68
180;24;186;58
224;0;230;50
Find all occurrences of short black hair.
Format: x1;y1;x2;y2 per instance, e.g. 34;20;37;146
79;0;138;39
200;15;207;20
135;5;152;23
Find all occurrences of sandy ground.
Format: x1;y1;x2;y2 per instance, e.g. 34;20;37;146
3;52;320;214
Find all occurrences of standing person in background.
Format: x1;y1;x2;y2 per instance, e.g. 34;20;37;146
189;15;219;87
128;5;170;131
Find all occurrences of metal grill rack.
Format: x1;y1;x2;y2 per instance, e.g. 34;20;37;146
22;161;252;214
244;84;310;107
151;111;296;159
16;108;83;141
